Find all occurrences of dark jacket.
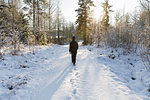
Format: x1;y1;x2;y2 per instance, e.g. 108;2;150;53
69;40;78;54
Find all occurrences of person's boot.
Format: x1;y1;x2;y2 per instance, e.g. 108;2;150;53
73;63;75;66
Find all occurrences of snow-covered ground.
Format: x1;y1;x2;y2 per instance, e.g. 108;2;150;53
0;43;150;100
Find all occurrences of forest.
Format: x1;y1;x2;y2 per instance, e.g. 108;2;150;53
0;0;150;99
0;0;149;67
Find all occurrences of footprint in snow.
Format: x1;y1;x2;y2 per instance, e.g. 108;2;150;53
73;67;77;70
75;72;80;78
72;89;77;95
70;79;75;84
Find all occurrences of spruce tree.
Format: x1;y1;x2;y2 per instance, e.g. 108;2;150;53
76;0;95;45
0;0;30;55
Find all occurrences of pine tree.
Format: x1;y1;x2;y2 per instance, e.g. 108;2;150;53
101;0;113;31
55;1;63;44
48;0;55;32
76;0;95;45
23;0;36;42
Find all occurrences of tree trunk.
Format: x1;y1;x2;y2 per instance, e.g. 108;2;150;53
33;0;36;36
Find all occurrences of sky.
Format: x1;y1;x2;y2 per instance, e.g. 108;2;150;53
60;0;140;24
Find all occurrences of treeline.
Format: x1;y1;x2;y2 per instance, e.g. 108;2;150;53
76;0;150;69
0;0;75;56
0;0;150;68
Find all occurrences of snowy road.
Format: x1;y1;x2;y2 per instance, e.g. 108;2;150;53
31;45;142;100
0;44;147;100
